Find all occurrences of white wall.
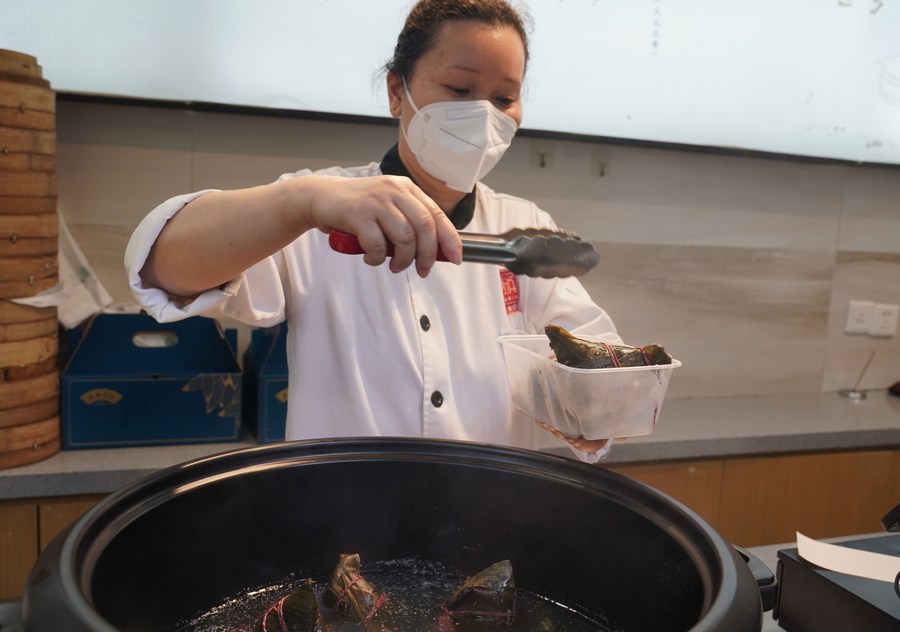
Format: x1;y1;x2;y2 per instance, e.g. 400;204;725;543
56;101;900;400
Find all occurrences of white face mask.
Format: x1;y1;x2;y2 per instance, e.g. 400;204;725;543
402;80;519;192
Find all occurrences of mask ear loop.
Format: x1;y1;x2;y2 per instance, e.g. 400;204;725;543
401;77;421;115
398;77;420;147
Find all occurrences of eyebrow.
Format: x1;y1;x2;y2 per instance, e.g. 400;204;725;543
447;64;522;87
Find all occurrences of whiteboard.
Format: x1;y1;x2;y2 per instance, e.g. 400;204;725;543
1;0;898;165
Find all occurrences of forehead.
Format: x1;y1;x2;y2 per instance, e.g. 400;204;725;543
417;20;526;82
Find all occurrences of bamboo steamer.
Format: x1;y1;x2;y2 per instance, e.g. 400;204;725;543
0;128;56;155
0;328;57;367
0;313;57;342
0;369;59;411
0;416;58;449
3;354;57;381
0;235;57;256
0;416;60;470
0;50;43;76
0;255;59;299
0;397;58;429
0;170;57;196
0;107;54;130
0;255;58;279
0;49;59;469
0;196;58;214
0;151;55;172
0;212;57;237
0;342;60;467
0;300;55;322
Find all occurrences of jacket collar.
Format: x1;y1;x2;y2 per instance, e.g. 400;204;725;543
379;144;476;230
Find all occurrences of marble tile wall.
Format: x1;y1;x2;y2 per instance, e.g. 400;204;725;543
55;101;900;400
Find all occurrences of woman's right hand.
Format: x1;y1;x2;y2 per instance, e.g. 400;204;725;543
296;174;462;278
142;173;462;298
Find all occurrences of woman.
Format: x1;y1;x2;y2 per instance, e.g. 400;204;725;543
125;0;621;460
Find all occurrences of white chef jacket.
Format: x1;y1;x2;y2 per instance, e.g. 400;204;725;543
125;154;622;459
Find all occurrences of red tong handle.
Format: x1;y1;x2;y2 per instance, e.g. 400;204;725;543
328;230;449;261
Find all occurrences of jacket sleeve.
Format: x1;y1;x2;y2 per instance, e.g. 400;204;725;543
123;190;287;326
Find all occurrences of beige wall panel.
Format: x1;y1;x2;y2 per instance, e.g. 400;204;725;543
49;101;900;398
580;243;832;398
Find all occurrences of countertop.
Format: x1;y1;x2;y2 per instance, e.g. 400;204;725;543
2;390;899;501
598;388;900;463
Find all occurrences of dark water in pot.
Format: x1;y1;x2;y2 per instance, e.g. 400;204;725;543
176;558;615;632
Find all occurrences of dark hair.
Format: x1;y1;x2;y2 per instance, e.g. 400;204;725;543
385;0;531;80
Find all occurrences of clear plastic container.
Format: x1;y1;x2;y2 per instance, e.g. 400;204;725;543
499;334;681;440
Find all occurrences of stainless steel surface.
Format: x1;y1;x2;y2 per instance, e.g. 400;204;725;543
0;598;23;632
328;228;600;278
458;230;600;277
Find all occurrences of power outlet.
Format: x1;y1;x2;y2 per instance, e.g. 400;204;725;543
530;141;555;169
590;148;611;177
870;303;899;338
845;300;874;335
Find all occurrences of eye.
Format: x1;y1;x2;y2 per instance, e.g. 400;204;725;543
493;93;520;110
444;85;470;97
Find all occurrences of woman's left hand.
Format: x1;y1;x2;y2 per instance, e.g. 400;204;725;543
535;419;624;454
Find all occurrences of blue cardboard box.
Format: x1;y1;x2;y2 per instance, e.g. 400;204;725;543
242;324;288;443
61;313;243;449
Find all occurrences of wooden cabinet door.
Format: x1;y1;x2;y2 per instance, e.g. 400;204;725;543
0;500;37;599
717;449;900;547
38;495;104;551
0;495;104;600
604;459;724;528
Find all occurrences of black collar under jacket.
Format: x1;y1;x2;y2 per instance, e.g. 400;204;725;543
379;144;476;230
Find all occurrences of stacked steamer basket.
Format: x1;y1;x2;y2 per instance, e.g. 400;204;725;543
0;49;60;469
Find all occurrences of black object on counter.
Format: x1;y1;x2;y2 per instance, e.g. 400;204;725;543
23;438;771;631
0;598;24;632
774;534;900;632
889;381;900;398
734;545;779;612
883;502;900;533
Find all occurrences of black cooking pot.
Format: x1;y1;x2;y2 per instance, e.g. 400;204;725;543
19;438;773;631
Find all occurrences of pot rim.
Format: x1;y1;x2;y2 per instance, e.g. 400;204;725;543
38;437;756;631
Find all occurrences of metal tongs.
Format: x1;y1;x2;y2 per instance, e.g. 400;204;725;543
328;228;600;278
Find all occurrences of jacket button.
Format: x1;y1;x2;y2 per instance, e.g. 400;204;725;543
420;315;430;331
430;390;443;408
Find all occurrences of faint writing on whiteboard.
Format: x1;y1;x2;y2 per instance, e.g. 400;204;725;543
837;0;884;13
881;57;900;105
651;0;662;55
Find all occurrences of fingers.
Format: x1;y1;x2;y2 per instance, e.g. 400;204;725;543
405;184;463;274
312;175;461;277
433;204;463;266
535;419;613;454
374;177;461;276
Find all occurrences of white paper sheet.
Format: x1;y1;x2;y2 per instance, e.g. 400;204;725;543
11;214;113;329
797;531;900;584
